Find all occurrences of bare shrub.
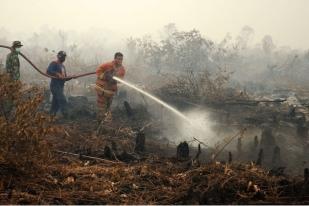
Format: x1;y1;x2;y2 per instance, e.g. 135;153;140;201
0;74;55;173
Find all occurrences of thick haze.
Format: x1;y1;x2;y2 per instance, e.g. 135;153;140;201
1;0;308;172
1;0;309;49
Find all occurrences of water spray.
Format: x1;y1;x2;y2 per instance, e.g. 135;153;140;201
113;76;191;123
114;76;246;153
113;76;213;146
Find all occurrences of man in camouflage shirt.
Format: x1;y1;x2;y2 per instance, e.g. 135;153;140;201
2;41;23;119
6;41;23;81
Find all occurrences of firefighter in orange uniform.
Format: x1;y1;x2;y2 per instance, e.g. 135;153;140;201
95;52;125;124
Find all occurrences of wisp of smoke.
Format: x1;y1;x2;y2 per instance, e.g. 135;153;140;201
161;109;217;146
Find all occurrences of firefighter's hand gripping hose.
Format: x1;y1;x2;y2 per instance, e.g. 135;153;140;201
0;45;96;80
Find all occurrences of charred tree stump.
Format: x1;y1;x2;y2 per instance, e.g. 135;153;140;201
260;127;276;150
134;131;145;153
254;135;259;150
249;135;259;160
124;101;134;118
192;144;202;167
237;137;242;155
228;151;233;164
256;149;264;166
272;146;281;167
305;168;309;183
111;141;117;152
177;141;189;161
104;145;113;160
304;168;309;194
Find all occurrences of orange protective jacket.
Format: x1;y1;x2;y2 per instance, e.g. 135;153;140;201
95;60;125;93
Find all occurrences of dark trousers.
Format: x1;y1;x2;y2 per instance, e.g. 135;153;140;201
50;84;67;116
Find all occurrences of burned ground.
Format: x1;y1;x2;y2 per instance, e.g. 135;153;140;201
1;73;309;204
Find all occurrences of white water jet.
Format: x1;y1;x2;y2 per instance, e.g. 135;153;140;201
114;76;191;123
114;76;215;146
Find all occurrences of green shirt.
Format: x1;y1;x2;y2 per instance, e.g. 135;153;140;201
5;51;20;80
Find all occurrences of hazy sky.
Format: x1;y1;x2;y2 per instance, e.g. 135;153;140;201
1;0;309;49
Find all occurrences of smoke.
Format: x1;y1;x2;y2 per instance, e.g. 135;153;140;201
151;106;217;146
1;24;309;93
1;23;308;173
176;109;217;145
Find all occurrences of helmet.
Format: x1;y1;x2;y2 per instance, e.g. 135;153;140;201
12;41;23;48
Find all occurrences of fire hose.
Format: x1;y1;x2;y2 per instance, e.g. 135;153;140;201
0;45;96;80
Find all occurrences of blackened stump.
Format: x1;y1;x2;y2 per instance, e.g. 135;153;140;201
104;145;113;160
177;141;189;160
257;149;264;166
305;168;309;182
134;131;145;153
228;151;233;164
272;146;282;167
124;101;133;118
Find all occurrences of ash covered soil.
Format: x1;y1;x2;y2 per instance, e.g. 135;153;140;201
1;90;309;205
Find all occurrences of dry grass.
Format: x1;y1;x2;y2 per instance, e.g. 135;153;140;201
1;158;308;204
0;73;55;173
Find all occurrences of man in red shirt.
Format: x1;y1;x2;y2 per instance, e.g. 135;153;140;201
95;52;125;124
